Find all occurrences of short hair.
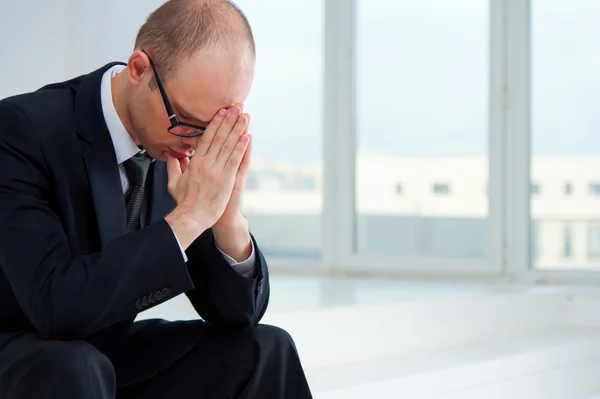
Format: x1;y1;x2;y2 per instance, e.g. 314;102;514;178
134;0;255;86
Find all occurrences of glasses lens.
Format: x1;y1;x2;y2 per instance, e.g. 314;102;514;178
169;125;205;137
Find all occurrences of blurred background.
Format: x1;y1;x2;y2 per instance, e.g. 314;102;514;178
3;0;600;397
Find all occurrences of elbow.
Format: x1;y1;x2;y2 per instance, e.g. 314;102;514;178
28;302;87;340
25;286;91;340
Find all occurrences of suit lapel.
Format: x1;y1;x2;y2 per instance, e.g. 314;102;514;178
82;141;126;249
74;63;127;249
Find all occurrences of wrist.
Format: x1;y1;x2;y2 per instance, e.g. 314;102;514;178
214;211;248;231
213;214;252;262
165;206;211;250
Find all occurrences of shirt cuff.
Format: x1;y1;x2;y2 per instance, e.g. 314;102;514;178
172;230;189;263
216;241;257;278
170;227;256;278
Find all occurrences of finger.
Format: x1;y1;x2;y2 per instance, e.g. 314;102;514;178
195;108;228;156
215;113;249;169
179;156;191;173
164;153;182;191
206;106;241;162
224;134;250;174
238;133;252;177
244;114;251;132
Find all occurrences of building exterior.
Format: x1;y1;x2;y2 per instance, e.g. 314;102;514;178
243;153;600;270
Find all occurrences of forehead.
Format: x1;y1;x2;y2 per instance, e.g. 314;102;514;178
165;49;255;120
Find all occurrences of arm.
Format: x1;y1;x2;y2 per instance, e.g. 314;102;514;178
0;103;194;339
182;132;269;326
184;229;270;327
165;208;269;327
163;106;270;326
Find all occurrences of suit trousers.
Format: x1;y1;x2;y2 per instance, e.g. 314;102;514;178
0;319;313;399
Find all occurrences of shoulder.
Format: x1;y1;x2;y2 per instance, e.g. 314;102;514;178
0;77;82;135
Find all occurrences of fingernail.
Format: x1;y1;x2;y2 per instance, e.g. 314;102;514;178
230;107;239;116
240;135;249;143
218;109;227;117
236;115;246;126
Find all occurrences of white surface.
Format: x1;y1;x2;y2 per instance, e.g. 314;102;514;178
311;328;600;398
136;275;600;397
309;327;600;392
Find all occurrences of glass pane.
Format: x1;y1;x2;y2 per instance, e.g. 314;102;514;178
532;0;600;270
588;224;600;259
235;0;323;259
355;0;489;257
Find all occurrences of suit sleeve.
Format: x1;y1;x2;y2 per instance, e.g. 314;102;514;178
184;229;270;327
0;102;195;339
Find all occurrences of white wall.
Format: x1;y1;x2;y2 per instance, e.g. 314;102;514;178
0;0;167;99
0;0;74;98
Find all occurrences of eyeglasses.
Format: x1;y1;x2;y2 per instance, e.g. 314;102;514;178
141;49;206;137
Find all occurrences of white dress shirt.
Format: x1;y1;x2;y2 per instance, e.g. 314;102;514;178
100;65;255;277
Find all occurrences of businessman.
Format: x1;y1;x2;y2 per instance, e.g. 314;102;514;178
0;0;312;397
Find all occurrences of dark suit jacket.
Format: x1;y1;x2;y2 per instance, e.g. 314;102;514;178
0;63;270;356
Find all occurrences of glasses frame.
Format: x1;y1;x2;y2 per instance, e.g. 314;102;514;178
141;49;206;138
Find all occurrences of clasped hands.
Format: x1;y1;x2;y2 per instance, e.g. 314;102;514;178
163;104;252;261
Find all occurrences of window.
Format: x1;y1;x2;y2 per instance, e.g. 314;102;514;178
588;224;600;259
563;225;573;259
285;174;318;191
395;183;403;195
355;0;489;258
589;183;600;196
564;183;573;196
234;0;323;259
530;0;600;269
432;183;451;196
532;0;600;269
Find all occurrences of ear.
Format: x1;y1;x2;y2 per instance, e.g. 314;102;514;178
126;50;151;87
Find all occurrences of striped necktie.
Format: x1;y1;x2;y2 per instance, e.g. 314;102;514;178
123;152;152;232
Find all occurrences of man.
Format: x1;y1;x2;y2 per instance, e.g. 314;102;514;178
0;0;312;398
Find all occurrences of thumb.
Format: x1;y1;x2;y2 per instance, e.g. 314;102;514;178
179;156;191;173
164;153;182;185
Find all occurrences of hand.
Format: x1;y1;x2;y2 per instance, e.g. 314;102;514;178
216;115;253;227
164;106;250;249
213;104;253;262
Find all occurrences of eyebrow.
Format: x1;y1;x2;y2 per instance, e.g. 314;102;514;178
173;102;211;125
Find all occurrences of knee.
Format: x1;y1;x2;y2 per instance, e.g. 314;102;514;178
27;341;115;392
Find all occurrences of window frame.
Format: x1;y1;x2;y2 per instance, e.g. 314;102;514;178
320;0;504;276
506;0;600;284
273;0;600;284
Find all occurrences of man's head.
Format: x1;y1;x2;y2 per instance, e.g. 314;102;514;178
115;0;255;160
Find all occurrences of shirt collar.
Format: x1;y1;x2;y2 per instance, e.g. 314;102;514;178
100;65;143;164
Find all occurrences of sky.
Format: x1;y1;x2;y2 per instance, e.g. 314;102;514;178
2;0;600;164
